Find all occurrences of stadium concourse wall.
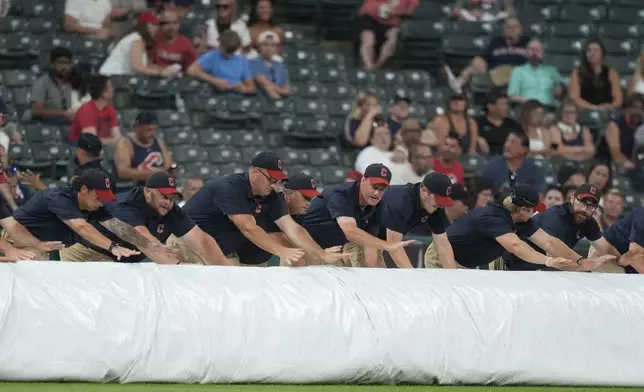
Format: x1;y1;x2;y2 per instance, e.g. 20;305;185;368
0;262;643;386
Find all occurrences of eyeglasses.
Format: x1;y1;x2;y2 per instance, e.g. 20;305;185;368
258;169;279;185
575;197;598;211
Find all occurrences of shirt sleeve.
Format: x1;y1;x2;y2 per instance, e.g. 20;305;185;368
427;209;447;235
108;203;146;227
327;191;356;221
507;68;522;97
215;183;253;216
266;192;289;222
583;218;602;242
517;218;540;238
198;51;216;75
171;207;196;237
629;210;644;247
64;0;82;18
30;78;46;104
249;60;265;78
76;105;97;129
238;25;252;47
478;212;514;239
48;192;85;221
241;59;253;81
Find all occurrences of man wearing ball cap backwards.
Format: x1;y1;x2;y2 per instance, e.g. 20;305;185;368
377;172;457;268
504;183;614;271
173;152;345;266
60;172;231;266
301;163;415;267
425;182;605;271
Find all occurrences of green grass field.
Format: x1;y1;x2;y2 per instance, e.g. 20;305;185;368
1;385;643;392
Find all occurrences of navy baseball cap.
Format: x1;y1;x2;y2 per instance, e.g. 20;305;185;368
79;168;115;201
512;183;543;210
575;183;600;204
145;172;182;197
422;172;454;207
285;173;320;198
77;133;102;156
251;152;288;180
363;163;392;186
134;111;158;126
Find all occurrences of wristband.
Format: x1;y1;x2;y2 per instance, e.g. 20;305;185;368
545;257;553;267
575;257;584;265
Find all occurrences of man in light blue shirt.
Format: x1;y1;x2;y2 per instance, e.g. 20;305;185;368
249;31;291;99
186;30;255;94
507;38;563;107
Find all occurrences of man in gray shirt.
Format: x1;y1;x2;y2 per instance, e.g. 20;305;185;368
30;47;73;125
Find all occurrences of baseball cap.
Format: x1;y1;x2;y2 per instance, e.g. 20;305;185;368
258;30;281;44
79;168;115;201
145;172;182;197
138;11;160;25
77;133;102;156
345;170;363;182
251;151;288;180
422;172;454;207
575;183;600;204
511;183;543;211
134;111;158;126
363;163;392;186
285;173;320;198
390;94;411;104
449;183;469;201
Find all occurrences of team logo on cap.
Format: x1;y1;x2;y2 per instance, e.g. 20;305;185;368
255;204;262;213
105;178;111;189
381;168;387;177
157;224;164;233
446;186;452;196
311;179;316;189
277;160;283;170
168;177;175;187
590;186;597;194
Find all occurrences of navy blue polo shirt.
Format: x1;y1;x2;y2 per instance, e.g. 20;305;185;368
447;204;539;268
182;173;288;255
602;207;644;273
13;187;111;246
81;188;196;262
504;203;602;271
301;181;380;249
378;183;447;238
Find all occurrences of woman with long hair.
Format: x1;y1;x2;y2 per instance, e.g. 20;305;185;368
69;62;92;112
344;91;382;148
427;94;478;155
248;0;284;51
586;162;613;196
550;99;595;161
568;39;622;110
518;99;551;156
100;12;178;77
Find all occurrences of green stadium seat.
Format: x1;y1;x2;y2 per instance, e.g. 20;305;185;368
197;129;233;146
25;124;62;144
171;145;207;164
160;127;194;146
207;146;241;164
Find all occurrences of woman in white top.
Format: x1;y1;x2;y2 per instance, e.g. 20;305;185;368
354;116;394;174
519;99;552;157
100;12;179;77
628;52;644;97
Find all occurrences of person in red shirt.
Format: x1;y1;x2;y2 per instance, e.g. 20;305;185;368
357;0;419;69
155;9;197;72
70;75;121;146
432;132;465;185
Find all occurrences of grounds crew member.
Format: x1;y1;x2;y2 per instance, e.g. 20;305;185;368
425;183;602;270
588;206;644;274
173;152;344;266
504;183;611;271
9;169;138;261
62;172;231;265
301;163;415;268
378;172;455;268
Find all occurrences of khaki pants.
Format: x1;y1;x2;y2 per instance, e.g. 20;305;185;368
1;230;48;260
339;242;385;268
60;243;113;262
424;241;504;270
167;234;268;267
588;238;625;273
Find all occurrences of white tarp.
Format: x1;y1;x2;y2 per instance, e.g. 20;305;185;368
0;261;643;385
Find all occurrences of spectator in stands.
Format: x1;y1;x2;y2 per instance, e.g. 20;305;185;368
568;39;622;110
480;130;547;194
444;183;469;224
30;47;73;125
160;0;195;38
391;119;422;164
100;12;180;77
550;100;595;161
451;0;514;22
154;10;198;73
6;167;33;207
354;116;393;173
69;63;92;113
204;0;251;53
357;0;419;70
586;162;612;196
178;177;204;207
64;0;114;39
543;185;564;209
562;185;576;201
114;112;173;184
518;99;551;157
472;177;494;209
386;95;410;136
557;161;586;188
389;143;433;185
603;94;644;171
432;132;464;184
627;52;644;97
188;30;255;94
0;96;20;168
70;75;121;146
476;91;522;156
598;189;624;230
428;94;478;155
344;91;382;148
248;0;284;53
72;133;116;191
250;31;291;99
345;171;363;183
110;0;149;39
507;39;563;108
447;16;529;93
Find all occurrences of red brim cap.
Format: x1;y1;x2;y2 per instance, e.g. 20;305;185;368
434;194;454;207
95;189;116;202
299;189;321;198
266;169;288;180
366;177;390;186
535;202;546;213
157;187;183;198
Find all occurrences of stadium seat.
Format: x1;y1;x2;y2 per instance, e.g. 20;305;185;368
207;146;241;164
3;70;35;88
170;145;207;164
240;147;264;163
275;147;310;165
217;163;245;176
559;4;606;22
318;67;347;84
293;82;328;98
156;110;190;128
181;163;219;179
9;143;33;164
324;83;357;100
320;166;347;184
49;144;72;164
326;99;352;117
197;128;233;146
288;66;319;83
160;127;194;146
233;131;266;147
308;148;341;166
288;165;323;182
295;99;327;116
25;124;62;144
263;98;295;114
